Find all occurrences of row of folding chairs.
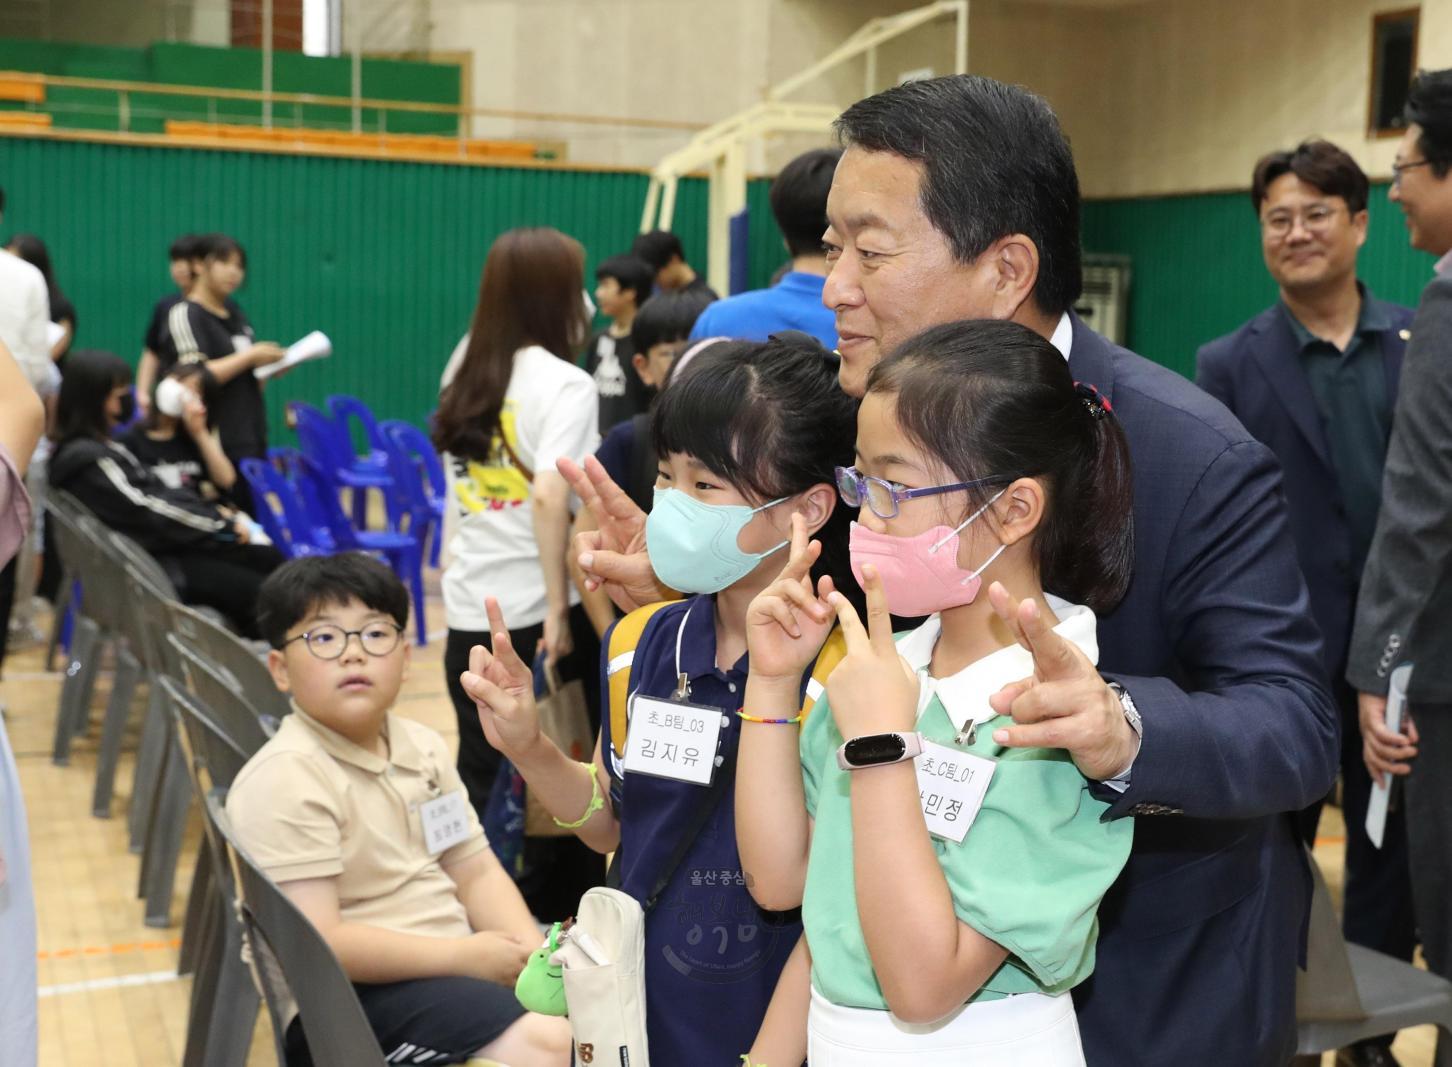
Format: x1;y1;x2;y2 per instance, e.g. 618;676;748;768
45;489;486;1065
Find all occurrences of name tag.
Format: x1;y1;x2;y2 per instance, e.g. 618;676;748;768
914;739;995;843
621;693;723;786
419;790;472;855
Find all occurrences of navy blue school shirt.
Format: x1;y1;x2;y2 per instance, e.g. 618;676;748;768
599;595;805;1066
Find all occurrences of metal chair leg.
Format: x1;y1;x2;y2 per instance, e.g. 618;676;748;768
92;644;142;817
142;739;191;927
128;682;167;853
52;617;100;765
177;856;214;977
184;885;258;1067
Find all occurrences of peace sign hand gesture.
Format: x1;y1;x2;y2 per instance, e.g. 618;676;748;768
459;597;541;759
824;565;919;740
985;582;1139;782
746;513;836;684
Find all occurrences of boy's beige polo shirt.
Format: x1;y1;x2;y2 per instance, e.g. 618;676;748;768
226;705;487;940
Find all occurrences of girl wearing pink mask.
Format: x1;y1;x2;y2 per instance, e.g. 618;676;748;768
736;318;1136;1066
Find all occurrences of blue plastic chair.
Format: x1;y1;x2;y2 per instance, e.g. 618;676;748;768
380;420;448;568
291;454;428;646
326;395;391;466
287;401;392;529
238;457;328;559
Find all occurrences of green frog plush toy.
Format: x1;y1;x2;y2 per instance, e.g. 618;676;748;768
514;921;568;1016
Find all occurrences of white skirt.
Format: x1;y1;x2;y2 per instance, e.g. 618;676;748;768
807;985;1085;1066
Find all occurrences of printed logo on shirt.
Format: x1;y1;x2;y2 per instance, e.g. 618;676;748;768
453;404;529;512
153;460;203;491
593;337;628;398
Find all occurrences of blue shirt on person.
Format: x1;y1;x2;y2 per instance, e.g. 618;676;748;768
598;595;806;1065
688;271;836;348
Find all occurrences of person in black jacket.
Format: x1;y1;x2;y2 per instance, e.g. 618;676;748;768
48;350;282;637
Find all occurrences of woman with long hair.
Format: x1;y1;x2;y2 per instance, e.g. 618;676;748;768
47;350;282;637
434;227;603;919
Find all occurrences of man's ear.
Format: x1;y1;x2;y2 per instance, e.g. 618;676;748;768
1352;208;1370;249
267;648;291;693
399;640;412;682
984;234;1041;322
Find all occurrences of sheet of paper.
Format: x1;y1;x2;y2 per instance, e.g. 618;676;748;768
1365;662;1413;849
255;330;331;381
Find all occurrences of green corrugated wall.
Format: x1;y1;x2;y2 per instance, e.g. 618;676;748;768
1082;184;1436;378
0;135;785;443
9;131;1436;446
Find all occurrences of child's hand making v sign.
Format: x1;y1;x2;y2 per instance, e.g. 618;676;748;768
737;513;838;913
459;596;621;854
459;597;541;760
745;513;836;683
823;565;920;739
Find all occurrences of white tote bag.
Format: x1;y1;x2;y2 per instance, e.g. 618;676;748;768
555;886;651;1067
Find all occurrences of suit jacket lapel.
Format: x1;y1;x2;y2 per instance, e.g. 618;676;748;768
1247;309;1334;469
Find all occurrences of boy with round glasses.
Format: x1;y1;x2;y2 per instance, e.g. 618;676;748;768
226;552;570;1066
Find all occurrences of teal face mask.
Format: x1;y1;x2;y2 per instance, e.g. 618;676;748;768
645;487;789;594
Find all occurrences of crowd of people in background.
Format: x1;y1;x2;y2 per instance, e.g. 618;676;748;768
4;61;1452;1067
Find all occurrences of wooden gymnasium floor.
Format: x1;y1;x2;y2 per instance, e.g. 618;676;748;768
0;568;1439;1066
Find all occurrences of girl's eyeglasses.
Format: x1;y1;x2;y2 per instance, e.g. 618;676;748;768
834;465;1009;520
283;623;403;660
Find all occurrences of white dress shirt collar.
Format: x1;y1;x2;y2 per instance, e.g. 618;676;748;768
1050;311;1074;360
1436;250;1452;277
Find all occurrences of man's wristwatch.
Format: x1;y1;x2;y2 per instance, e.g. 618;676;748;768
1107;681;1142;741
837;731;924;771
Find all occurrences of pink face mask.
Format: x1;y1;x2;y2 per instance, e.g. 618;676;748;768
849;490;1008;617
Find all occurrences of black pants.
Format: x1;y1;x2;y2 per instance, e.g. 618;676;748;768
284;974;524;1066
1405;703;1452;1067
158;541;286;639
445;603;604;920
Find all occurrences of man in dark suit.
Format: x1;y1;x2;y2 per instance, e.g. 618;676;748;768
566;76;1337;1066
1350;68;1452;1067
1198;140;1416;1067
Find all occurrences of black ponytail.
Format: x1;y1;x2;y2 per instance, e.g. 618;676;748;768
866;319;1134;614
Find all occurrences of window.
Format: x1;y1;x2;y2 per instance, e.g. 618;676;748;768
1369;8;1420;137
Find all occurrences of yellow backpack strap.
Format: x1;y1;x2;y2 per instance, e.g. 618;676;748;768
607;601;677;758
801;627;849;719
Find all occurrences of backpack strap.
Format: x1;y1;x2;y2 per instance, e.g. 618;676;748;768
606;600;678;758
801;627;848;718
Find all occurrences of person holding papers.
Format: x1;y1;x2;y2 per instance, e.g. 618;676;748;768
156;233;284;509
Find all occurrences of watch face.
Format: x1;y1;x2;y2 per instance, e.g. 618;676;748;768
844;733;908;766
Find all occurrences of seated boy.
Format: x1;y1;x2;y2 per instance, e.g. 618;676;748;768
226;552;570;1066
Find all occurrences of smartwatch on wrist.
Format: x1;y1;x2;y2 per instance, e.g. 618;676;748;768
836;731;924;771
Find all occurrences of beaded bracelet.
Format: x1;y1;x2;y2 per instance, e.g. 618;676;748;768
551;761;604;829
736;710;803;725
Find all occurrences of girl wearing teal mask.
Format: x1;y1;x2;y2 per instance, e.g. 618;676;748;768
459;334;858;1065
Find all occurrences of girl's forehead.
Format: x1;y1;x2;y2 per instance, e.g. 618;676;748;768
856;392;938;476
